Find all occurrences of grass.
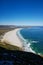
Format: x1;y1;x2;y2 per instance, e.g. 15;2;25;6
0;41;22;50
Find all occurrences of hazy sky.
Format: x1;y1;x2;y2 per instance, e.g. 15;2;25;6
0;0;43;26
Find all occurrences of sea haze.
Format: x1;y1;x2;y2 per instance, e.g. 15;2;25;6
20;26;43;55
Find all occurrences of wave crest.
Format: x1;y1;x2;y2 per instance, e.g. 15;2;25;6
16;29;35;53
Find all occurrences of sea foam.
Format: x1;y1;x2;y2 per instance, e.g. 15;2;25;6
16;29;35;53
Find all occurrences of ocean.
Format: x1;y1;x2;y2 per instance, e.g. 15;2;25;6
18;26;43;55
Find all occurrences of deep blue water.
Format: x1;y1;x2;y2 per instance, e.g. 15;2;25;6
20;26;43;55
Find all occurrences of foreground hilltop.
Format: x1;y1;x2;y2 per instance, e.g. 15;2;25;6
0;46;43;65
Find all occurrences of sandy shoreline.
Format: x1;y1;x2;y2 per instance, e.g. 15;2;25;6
1;28;23;49
1;28;35;53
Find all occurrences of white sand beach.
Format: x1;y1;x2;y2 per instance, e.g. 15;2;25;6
1;28;35;53
1;28;23;49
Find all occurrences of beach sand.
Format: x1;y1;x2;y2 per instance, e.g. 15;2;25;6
1;28;23;49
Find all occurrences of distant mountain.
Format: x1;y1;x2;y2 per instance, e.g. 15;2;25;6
0;25;31;29
0;25;16;29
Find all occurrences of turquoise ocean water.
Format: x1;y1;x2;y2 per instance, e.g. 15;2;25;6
19;26;43;55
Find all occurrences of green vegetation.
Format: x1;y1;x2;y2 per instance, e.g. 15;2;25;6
0;41;22;50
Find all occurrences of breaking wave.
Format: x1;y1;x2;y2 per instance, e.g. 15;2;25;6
16;29;35;53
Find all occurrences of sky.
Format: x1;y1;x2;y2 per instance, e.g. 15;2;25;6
0;0;43;26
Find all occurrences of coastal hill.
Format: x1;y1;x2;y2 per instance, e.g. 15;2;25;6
0;46;43;65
